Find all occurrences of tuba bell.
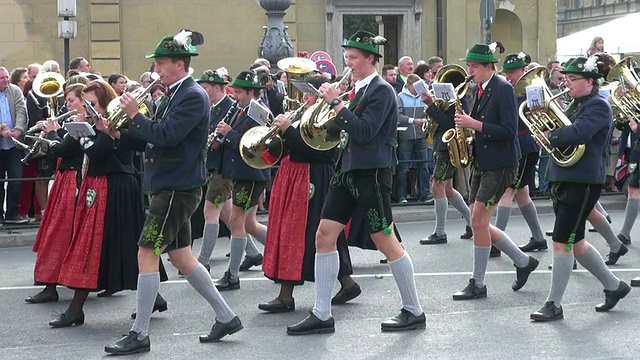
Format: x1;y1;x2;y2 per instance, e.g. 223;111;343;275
437;64;474;169
514;66;585;167
32;71;65;118
605;56;640;125
277;57;318;111
104;74;160;130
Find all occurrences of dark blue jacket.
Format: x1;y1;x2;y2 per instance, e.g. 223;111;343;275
470;75;521;171
393;75;405;94
118;77;209;193
207;95;235;171
334;75;399;172
515;95;539;155
547;88;612;184
220;106;271;182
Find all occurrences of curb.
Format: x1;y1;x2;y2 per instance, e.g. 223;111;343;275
0;195;627;249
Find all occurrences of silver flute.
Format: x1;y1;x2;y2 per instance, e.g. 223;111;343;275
26;109;78;135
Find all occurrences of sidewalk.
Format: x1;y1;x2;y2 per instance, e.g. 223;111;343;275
0;193;627;249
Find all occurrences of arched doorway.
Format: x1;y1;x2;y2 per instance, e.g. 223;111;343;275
491;9;523;56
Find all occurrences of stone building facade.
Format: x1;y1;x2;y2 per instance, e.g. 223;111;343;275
557;0;639;37
0;0;556;79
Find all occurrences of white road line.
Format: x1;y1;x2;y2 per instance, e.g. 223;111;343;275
2;268;640;291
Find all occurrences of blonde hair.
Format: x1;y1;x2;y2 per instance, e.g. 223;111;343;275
406;74;421;86
587;36;604;56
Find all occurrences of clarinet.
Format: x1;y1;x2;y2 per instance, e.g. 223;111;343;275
207;101;238;148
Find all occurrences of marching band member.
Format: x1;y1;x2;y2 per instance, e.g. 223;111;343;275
260;74;360;313
493;53;547;253
452;44;538;300
287;30;425;335
104;31;241;354
214;71;270;291
617;109;640;248
419;74;473;245
530;57;630;321
27;84;86;303
52;80;142;327
195;69;235;272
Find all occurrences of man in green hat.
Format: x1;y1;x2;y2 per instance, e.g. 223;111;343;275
491;52;548;255
213;70;270;292
530;56;630;322
452;43;539;301
287;30;426;335
103;30;243;355
194;69;237;273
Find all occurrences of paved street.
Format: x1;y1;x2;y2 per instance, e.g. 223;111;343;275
1;208;640;359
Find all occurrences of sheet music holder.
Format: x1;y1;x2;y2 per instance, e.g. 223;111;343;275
525;85;545;110
247;99;271;126
432;83;457;101
64;122;95;138
413;80;428;95
290;79;320;95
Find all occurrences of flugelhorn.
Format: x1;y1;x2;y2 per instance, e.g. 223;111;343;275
26;109;78;135
104;73;160;130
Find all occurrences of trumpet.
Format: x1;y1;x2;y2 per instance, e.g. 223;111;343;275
105;73;160;130
26;109;78;135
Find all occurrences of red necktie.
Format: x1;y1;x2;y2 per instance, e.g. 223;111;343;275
348;89;356;101
477;86;484;99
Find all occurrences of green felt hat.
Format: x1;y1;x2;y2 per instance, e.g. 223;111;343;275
341;30;386;58
146;30;201;59
196;69;228;85
460;43;500;63
560;56;603;79
500;52;529;72
230;71;263;89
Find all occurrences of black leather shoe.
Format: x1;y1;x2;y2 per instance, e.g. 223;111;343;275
239;254;263;271
419;233;447;245
25;291;59;304
287;312;335;335
331;283;362;305
489;246;501;258
588;227;597;233
545;230;554;237
49;310;85;328
631;277;640;287
104;331;150;355
97;290;116;298
513;256;539;291
258;298;295;313
595;281;631;312
548;259;578;270
199;316;243;342
605;244;629;265
617;233;631;245
381;309;426;332
460;225;473;239
215;270;240;291
453;278;487;300
131;294;169;319
530;301;563;322
519;238;548;252
380;258;388;264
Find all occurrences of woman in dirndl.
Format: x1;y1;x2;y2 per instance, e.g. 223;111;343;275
49;80;145;327
259;75;361;313
26;83;87;304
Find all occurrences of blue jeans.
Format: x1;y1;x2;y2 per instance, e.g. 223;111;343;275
0;148;25;218
396;138;431;200
537;153;550;193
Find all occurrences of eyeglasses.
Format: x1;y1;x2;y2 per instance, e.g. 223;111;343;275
565;76;585;82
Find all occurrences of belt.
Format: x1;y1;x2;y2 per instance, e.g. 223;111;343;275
518;130;528;135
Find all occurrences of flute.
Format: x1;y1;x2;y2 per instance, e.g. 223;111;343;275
26;109;78;134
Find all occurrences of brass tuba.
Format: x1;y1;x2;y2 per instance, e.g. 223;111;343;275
32;71;65;118
104;74;160;130
297;68;352;151
439;65;473;169
277;57;318;111
605;56;640;125
514;66;585;167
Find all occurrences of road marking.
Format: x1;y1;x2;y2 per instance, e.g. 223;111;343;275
3;268;640;291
